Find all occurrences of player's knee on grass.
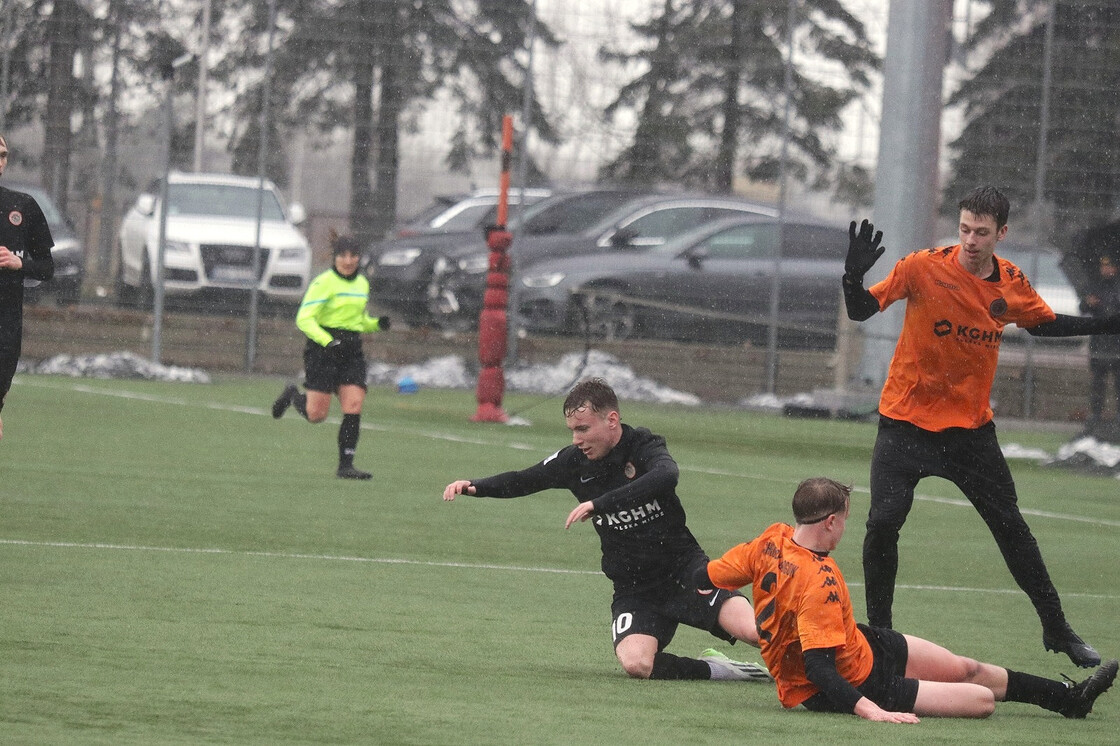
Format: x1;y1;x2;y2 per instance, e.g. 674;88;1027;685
615;644;654;679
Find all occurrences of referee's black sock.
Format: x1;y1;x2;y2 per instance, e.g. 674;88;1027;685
1004;668;1069;710
338;413;361;468
649;651;711;680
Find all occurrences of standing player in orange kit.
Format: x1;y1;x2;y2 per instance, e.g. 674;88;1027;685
843;186;1120;667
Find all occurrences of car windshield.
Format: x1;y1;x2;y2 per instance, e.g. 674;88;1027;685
10;184;74;237
166;183;286;221
522;192;645;235
432;203;498;232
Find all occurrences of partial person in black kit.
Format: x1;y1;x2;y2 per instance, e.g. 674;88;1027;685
0;134;55;441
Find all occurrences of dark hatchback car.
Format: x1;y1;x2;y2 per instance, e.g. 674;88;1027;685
512;215;847;347
427;192;780;330
365;188;551;324
12;182;85;304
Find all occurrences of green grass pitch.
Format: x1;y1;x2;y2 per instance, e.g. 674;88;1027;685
2;375;1118;744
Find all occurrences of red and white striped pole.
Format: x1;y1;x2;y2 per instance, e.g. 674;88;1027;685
472;115;514;422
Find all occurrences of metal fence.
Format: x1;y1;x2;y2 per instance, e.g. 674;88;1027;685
7;0;1119;419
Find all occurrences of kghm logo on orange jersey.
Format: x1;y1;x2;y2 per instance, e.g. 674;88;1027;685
934;318;1003;345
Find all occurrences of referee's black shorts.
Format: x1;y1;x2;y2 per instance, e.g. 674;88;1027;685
303;329;367;393
801;624;919;714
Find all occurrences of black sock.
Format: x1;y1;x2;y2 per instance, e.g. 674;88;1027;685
338;413;361;468
649;651;712;680
1005;668;1069;711
292;389;307;419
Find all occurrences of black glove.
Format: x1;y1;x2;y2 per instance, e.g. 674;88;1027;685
846;219;885;283
377;316;391;331
326;338;342;353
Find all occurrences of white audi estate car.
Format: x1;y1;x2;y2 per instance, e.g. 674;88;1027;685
117;172;312;307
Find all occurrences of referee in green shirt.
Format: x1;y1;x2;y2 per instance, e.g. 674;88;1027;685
272;232;390;479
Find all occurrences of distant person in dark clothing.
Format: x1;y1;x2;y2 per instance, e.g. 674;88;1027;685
1081;255;1120;438
0;134;55;441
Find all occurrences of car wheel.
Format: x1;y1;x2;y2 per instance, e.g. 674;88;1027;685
579;288;636;341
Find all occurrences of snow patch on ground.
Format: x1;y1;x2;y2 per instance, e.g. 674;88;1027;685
17;351;211;383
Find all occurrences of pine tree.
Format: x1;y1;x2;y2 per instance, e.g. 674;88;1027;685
945;1;1120;235
223;0;559;243
600;0;878;197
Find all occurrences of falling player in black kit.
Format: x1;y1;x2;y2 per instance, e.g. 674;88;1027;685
442;377;770;682
0;134;55;440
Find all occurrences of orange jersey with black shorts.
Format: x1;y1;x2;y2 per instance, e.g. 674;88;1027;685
706;523;873;708
868;245;1055;431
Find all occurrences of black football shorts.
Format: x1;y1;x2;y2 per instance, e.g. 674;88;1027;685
302;332;367;393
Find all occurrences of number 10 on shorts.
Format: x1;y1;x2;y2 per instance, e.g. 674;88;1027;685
612;612;633;641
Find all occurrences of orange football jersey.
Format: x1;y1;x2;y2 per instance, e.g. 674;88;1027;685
707;523;874;709
868;245;1055;431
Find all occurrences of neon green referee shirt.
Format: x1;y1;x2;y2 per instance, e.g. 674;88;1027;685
295;268;385;347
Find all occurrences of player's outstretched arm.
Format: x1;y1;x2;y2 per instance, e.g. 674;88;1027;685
443;480;476;501
1026;312;1120;337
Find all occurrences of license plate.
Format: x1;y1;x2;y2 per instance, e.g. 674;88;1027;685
212;266;256;284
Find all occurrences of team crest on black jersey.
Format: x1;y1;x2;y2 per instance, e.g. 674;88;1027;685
624;461;636;479
8;210;22;226
989;297;1008;317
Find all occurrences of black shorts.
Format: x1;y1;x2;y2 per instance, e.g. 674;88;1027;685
303;331;367;393
801;624;919;713
610;580;743;651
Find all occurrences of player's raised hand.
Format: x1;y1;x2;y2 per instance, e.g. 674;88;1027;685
846;219;885;281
